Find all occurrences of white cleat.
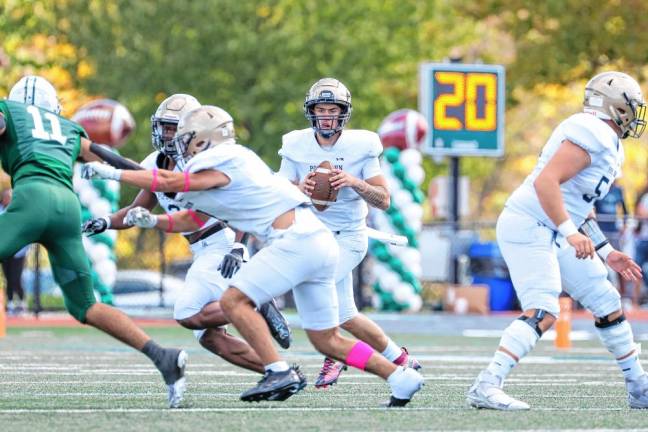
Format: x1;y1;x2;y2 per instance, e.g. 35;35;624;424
627;373;648;409
466;370;530;411
386;367;425;407
167;350;188;408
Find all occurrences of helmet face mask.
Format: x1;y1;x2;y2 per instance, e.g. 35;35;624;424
8;75;61;114
171;105;235;169
583;71;647;139
304;78;352;138
151;94;200;156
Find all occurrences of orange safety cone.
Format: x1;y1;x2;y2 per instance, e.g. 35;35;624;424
554;296;572;349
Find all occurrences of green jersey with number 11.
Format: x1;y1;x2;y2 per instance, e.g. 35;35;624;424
0;100;87;190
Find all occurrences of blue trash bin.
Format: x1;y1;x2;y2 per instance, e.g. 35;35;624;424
468;242;517;311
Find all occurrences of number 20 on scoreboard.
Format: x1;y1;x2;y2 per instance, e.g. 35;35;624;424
419;63;505;157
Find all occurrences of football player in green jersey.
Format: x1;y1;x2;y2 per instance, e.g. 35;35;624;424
0;75;187;408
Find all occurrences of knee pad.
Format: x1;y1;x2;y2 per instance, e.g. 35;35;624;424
595;314;639;359
500;319;540;360
517;309;551;337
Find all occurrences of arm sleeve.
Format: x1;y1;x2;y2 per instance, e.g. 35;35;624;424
277;157;299;182
361;156;383;180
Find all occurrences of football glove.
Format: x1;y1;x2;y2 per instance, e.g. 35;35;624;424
124;207;158;228
81;162;122;180
81;216;111;236
218;247;244;279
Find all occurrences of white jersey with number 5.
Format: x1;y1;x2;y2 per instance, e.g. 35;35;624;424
277;128;383;232
506;113;623;229
174;144;310;242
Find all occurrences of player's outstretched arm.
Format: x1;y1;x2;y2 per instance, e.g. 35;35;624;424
78;138;141;169
351;174;391;210
125;207;208;232
82;162;230;192
111;189;159;229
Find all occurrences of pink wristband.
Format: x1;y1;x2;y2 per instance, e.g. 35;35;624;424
151;169;159;192
182;171;190;193
187;210;206;228
345;341;374;370
165;214;174;233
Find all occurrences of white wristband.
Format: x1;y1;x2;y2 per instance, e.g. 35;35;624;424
598;243;615;262
102;215;112;229
557;219;578;238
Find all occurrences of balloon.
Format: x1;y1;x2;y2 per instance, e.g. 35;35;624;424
407;294;423;312
383;147;401;163
393;282;414;303
391;162;406;180
78;187;98;206
378;271;400;292
93;243;111;262
407;165;425;186
402;204;423;226
392;189;412;208
90;199;112;218
399;148;422;167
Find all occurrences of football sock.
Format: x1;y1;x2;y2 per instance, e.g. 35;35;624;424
381;340;402;362
486;319;539;380
596;320;645;381
142;340;164;363
265;361;290;373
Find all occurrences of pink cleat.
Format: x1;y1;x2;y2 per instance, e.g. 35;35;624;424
393;347;422;370
314;357;348;388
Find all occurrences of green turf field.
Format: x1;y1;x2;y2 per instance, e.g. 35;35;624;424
1;325;647;431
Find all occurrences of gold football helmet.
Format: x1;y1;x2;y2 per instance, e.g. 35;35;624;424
584;71;646;139
304;78;352;138
151;94;201;154
172;105;235;167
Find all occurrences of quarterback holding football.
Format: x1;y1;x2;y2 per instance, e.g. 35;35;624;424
278;78;421;388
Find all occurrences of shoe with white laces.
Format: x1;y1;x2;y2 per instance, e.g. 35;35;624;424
466;370;530;411
627;373;648;409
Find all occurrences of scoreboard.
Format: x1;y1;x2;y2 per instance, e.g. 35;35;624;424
419;63;505;157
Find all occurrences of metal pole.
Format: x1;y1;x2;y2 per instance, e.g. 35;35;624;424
449;55;463;284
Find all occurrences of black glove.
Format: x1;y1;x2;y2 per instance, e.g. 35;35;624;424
218;247;244;279
81;217;109;236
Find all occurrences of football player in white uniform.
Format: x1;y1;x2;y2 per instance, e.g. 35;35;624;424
466;72;648;410
82;105;424;405
278;78;421;388
82;94;291;375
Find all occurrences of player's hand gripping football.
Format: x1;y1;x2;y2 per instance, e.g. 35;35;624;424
81;162;122;180
566;232;595;259
298;172;317;196
218;247;244;279
329;168;359;190
123;207;158;228
606;250;643;282
81;217;110;236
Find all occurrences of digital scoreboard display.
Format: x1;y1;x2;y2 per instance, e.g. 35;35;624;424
419;63;505;157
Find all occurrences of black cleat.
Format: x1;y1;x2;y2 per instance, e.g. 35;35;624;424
385;396;411;407
241;366;305;402
259;299;292;349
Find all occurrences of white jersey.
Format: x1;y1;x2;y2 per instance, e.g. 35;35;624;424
506;113;623;229
277;128;383;232
174;144;310;242
140;151;223;235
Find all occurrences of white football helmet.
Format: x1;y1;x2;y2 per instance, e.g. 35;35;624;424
8;75;61;114
171;105;235;168
583;71;646;139
304;77;352;138
151;94;201;155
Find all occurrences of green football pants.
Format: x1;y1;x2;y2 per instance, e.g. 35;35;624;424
0;179;96;322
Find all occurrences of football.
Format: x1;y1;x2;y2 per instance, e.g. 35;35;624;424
377;109;428;151
310;160;338;211
72;99;136;148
